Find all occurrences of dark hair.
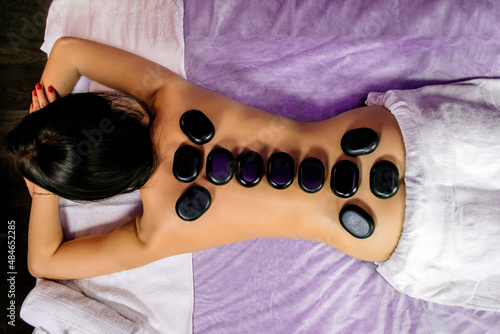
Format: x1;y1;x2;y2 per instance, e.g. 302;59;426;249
7;91;159;201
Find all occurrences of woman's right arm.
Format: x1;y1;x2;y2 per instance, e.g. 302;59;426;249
39;37;182;106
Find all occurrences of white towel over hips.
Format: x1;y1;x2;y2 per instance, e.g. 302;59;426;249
367;79;500;312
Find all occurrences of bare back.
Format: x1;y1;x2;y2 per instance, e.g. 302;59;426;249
139;78;406;262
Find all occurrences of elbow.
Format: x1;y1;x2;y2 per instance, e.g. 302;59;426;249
27;263;42;279
27;256;49;279
50;37;70;57
53;36;75;49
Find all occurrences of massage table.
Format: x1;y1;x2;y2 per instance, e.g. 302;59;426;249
21;0;500;332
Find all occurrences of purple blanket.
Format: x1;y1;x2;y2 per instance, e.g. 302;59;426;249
184;0;500;332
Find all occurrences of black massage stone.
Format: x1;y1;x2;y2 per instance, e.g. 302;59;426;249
341;127;379;156
173;145;202;183
176;186;212;221
370;160;399;198
298;157;325;193
330;160;359;198
267;152;295;189
235;150;264;187
180;109;215;145
206;148;235;185
339;205;375;239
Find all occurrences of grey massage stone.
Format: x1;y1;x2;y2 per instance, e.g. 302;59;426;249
176;186;212;221
339;205;375;239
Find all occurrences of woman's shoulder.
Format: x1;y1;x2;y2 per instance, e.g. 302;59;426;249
153;78;245;114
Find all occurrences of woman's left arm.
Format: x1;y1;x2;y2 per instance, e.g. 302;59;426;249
27;184;162;279
27;186;63;278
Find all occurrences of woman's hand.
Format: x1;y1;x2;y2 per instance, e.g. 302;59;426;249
30;83;58;113
26;83;58;198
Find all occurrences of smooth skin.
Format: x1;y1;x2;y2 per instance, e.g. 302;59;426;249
27;37;406;280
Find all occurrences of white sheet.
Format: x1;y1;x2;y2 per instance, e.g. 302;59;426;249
367;79;500;312
21;1;194;333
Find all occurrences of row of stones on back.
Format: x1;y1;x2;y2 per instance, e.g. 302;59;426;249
175;110;400;240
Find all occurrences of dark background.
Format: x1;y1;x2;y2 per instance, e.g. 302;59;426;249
1;0;52;332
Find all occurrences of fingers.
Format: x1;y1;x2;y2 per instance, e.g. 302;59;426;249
30;83;58;113
46;85;58;103
31;88;39;113
35;83;49;108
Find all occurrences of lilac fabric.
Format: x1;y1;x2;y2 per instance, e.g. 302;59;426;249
184;0;500;332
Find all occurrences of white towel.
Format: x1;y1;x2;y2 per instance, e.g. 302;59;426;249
21;1;194;333
367;79;500;311
21;279;155;334
41;0;186;87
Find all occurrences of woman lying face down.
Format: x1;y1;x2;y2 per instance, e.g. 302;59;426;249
7;37;406;280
